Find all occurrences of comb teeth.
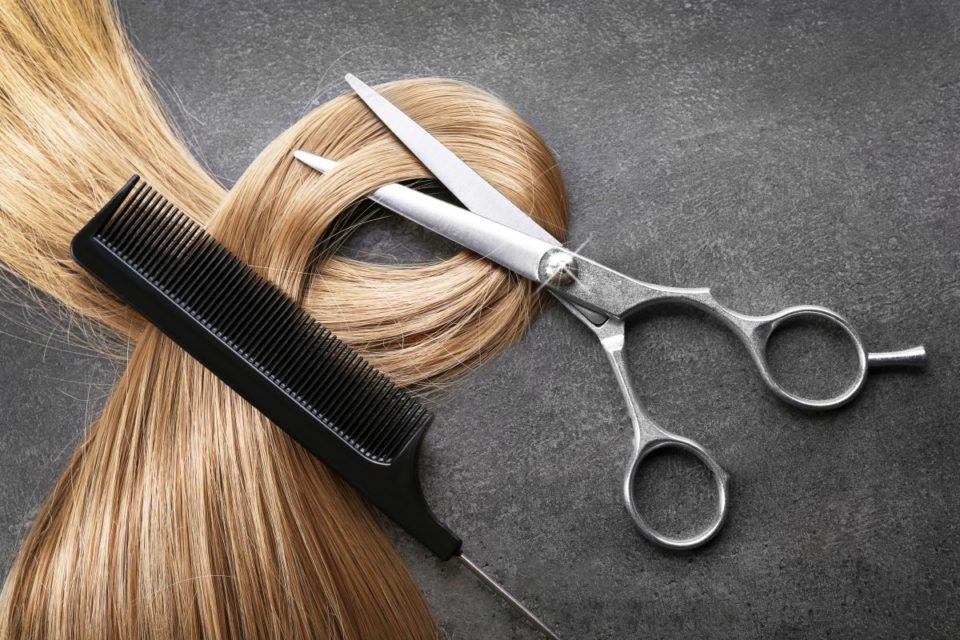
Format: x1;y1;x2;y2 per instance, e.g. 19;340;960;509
89;177;429;463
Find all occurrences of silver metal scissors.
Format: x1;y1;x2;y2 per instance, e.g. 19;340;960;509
294;74;927;550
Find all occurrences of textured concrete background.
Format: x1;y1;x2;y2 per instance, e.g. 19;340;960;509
2;1;959;638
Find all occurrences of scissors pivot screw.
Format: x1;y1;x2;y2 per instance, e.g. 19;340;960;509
539;248;579;285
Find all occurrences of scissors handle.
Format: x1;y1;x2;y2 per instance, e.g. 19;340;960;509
548;255;927;410
741;305;926;409
590;312;730;550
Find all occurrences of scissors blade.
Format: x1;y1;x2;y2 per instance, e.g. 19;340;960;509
345;74;561;246
293;150;554;281
294;150;612;325
344;75;611;326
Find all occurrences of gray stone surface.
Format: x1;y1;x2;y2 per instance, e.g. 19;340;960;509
2;0;959;638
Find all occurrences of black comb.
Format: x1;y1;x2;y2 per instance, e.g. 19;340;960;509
71;176;460;559
72;176;561;638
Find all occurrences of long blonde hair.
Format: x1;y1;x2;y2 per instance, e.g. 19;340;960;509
0;0;567;637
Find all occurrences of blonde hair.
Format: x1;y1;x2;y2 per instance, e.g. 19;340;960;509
0;0;567;638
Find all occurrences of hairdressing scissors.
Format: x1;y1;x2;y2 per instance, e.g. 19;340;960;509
294;74;927;550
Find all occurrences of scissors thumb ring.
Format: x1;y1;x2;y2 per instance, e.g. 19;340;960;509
624;435;730;550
